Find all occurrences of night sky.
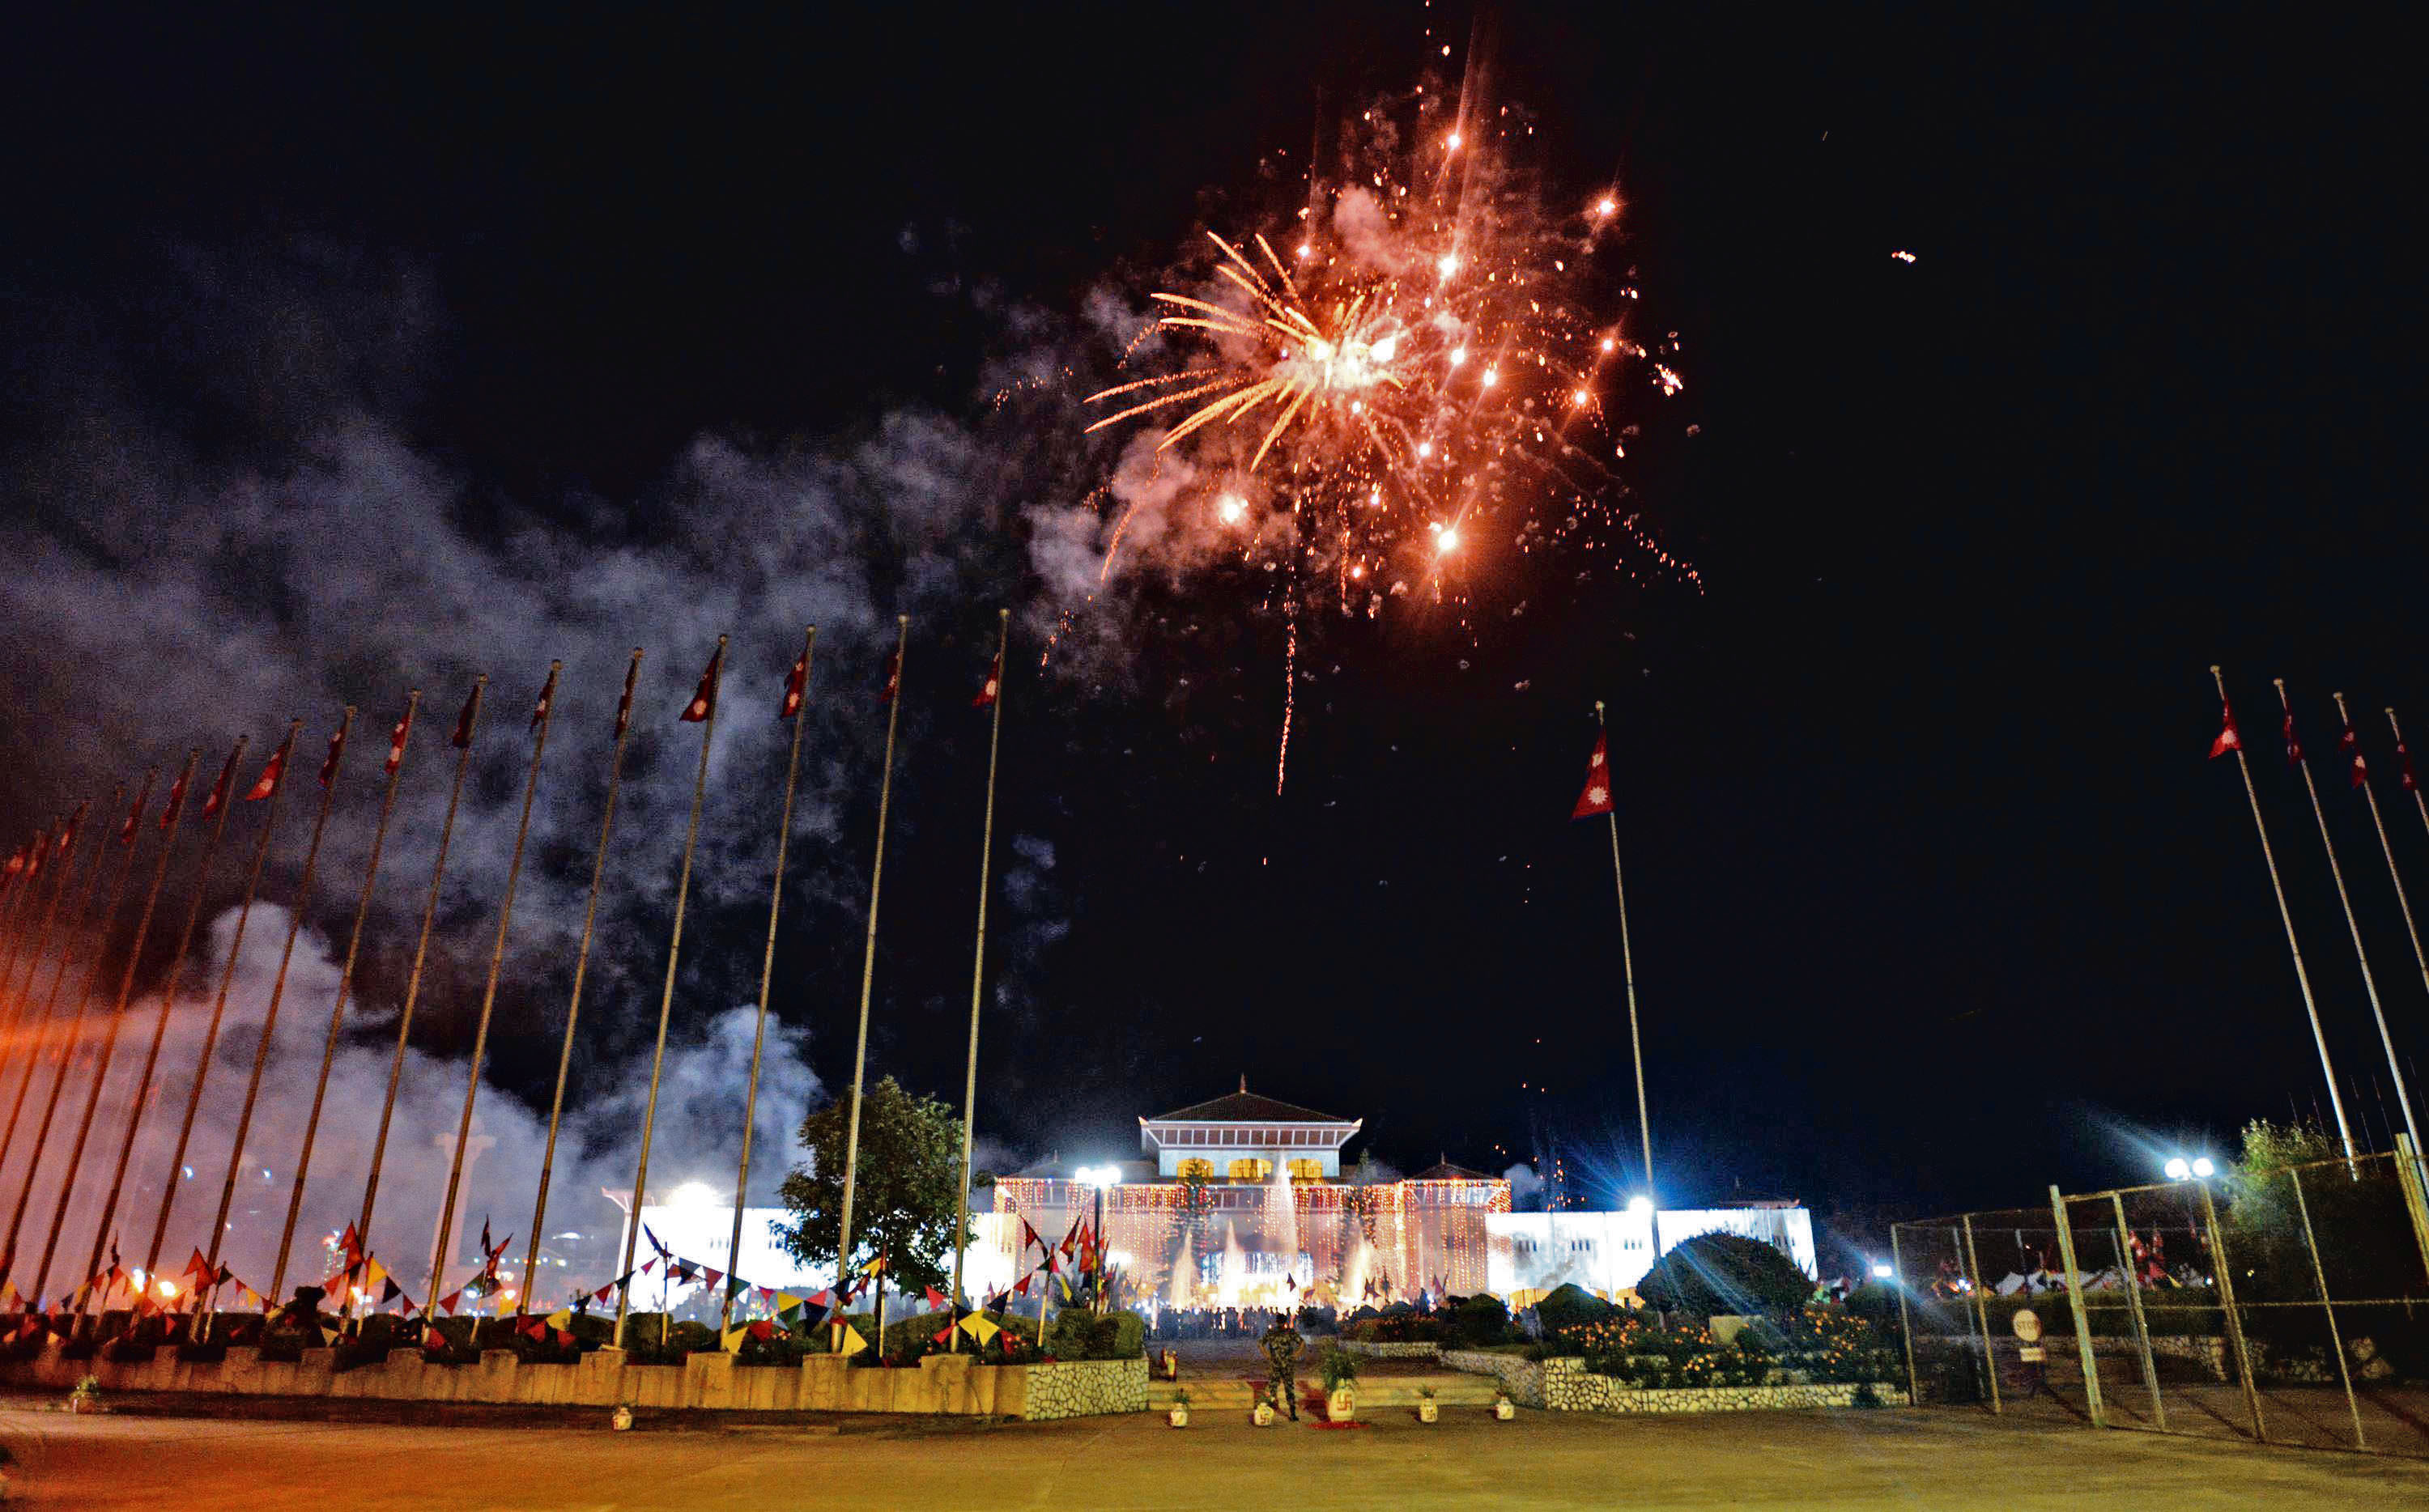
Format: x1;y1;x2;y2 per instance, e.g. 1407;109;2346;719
2;6;2418;1273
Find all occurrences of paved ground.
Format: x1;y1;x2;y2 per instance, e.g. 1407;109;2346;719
7;1399;2429;1510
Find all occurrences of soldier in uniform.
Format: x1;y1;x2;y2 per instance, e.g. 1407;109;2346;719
1261;1310;1304;1420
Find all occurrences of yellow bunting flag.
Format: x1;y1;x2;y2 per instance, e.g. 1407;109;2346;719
722;1323;750;1353
832;1321;867;1357
546;1308;574;1331
956;1312;1001;1346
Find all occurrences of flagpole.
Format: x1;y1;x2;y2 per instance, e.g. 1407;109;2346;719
353;679;483;1287
49;750;200;1318
615;636;725;1349
2;771;153;1293
196;710;355;1323
0;796;108;1192
142;727;291;1315
96;741;245;1317
950;610;1010;1348
2305;688;2421;1157
0;811;85;1169
2213;669;2353;1157
835;615;908;1351
427;665;558;1317
722;628;815;1334
521;650;641;1323
1593;701;1659;1265
266;693;419;1309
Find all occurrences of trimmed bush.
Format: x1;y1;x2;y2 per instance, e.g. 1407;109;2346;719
1448;1293;1513;1347
1534;1283;1616;1335
1638;1234;1812;1318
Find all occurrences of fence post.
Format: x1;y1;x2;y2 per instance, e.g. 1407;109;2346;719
2396;1133;2429;1287
2197;1179;2265;1442
2286;1165;2366;1450
1889;1224;1921;1406
2048;1186;2105;1428
2108;1191;2166;1432
1960;1216;2001;1414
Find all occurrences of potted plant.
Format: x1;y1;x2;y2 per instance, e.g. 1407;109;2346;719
1318;1345;1359;1423
1417;1385;1439;1424
68;1375;102;1415
1168;1388;1191;1428
1494;1391;1516;1421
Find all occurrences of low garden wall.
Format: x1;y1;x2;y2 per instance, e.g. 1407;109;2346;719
1340;1340;1441;1361
1440;1351;1908;1414
0;1340;1146;1421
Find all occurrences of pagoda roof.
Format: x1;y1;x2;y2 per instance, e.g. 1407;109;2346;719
1144;1085;1354;1126
1408;1161;1500;1183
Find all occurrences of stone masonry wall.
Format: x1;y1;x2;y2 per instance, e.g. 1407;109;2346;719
1441;1352;1908;1414
1341;1341;1442;1361
1439;1348;1546;1407
1019;1357;1149;1421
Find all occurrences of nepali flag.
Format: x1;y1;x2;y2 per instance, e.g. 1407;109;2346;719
159;762;192;831
2339;719;2368;789
973;651;1002;708
201;747;240;820
117;788;144;846
317;721;347;788
530;665;558;732
781;643;810;719
615;652;640;738
1572;731;1614;819
2401;737;2419;794
680;644;722;723
385;703;414;776
450;682;482;749
878;647;901;704
2281;704;2303;767
245;734;292;802
925;1285;950;1311
2209;697;2243;759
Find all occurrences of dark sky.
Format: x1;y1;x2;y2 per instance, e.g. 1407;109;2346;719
3;5;2420;1268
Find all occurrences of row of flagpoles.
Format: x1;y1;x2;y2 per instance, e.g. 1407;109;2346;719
0;614;1015;1356
2207;668;2429;1162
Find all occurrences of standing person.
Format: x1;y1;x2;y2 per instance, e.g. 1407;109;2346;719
1261;1310;1304;1421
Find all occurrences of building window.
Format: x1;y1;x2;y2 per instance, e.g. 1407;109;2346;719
1228;1157;1271;1182
1175;1158;1214;1180
1287;1158;1323;1182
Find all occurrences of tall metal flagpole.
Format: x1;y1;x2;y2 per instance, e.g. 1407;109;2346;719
614;638;725;1348
2212;668;2353;1157
0;812;83;1162
91;741;243;1315
722;628;815;1334
835;615;908;1351
427;664;559;1316
2285;684;2417;1160
48;750;200;1315
1593;701;1660;1262
354;679;483;1273
199;709;354;1320
2350;703;2429;1154
949;610;1010;1347
142;728;290;1306
267;692;419;1306
0;822;72;1034
0;797;108;1192
3;772;152;1293
520;651;641;1323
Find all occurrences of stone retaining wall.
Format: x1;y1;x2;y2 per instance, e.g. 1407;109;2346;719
1440;1351;1908;1414
0;1341;1146;1420
1340;1341;1442;1361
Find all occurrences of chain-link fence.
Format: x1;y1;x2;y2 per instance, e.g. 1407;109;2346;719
1889;1138;2429;1456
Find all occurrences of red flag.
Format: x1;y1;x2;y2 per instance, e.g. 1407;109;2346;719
385;705;414;776
117;790;144;846
2208;699;2242;759
2400;738;2418;794
2339;720;2367;789
781;646;810;719
3;843;23;881
201;747;240;820
60;801;86;855
680;645;722;723
530;665;559;732
317;723;347;788
1572;732;1614;819
245;734;292;802
449;683;481;749
747;1319;776;1342
2281;706;2303;767
24;830;49;880
925;1285;949;1311
159;765;191;831
438;1289;463;1315
973;652;1002;708
615;654;640;738
878;648;901;704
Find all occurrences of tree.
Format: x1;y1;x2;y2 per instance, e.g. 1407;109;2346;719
775;1077;970;1295
1637;1234;1813;1318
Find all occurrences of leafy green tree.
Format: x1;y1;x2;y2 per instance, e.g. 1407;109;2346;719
2222;1119;2420;1306
775;1077;970;1295
1638;1234;1812;1318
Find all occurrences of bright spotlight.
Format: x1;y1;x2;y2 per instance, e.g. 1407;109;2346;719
671;1181;717;1208
1434;526;1460;554
1074;1165;1121;1187
1626;1196;1653;1217
2163;1157;2193;1182
2191;1157;2215;1179
1870;1262;1895;1281
1594;197;1618;218
1436;253;1460;278
1216;495;1247;525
